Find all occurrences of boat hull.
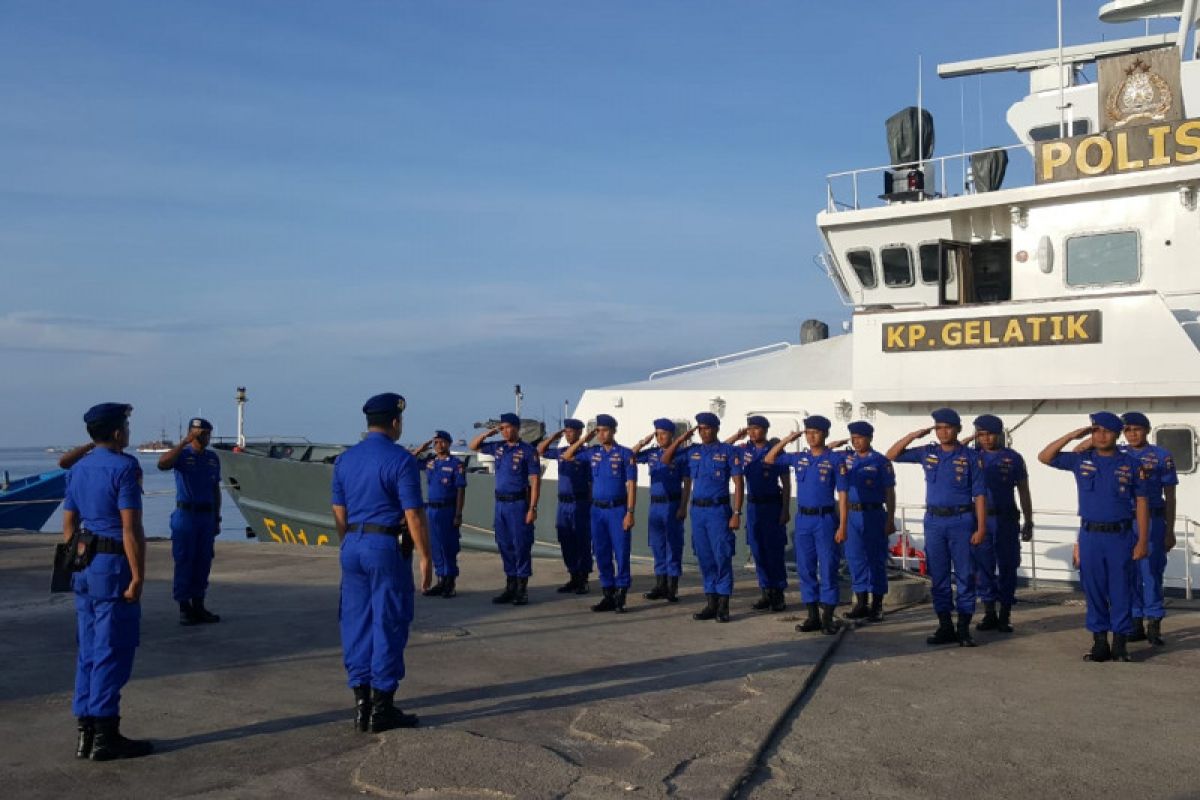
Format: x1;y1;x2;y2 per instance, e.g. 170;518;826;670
0;470;68;531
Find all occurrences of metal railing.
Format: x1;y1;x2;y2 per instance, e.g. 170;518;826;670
824;144;1030;214
891;503;1198;600
648;342;791;381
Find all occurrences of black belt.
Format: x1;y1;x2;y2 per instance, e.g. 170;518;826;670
692;497;730;508
558;493;589;503
749;495;782;505
495;492;526;502
1151;507;1166;519
350;523;404;535
651;494;682;504
986;507;1020;518
426;500;455;509
928;505;974;517
176;502;214;512
798;505;836;516
1083;520;1131;533
94;537;126;555
850;502;883;512
593;498;627;509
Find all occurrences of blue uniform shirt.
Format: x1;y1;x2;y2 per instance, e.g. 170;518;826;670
423;455;467;503
778;448;840;507
681;443;744;501
835;449;895;505
978;448;1027;512
479;440;540;494
579;444;637;503
1121;444;1177;509
739;442;787;500
636;447;686;498
1049;450;1146;523
331;432;424;525
62;448;143;540
543;446;593;498
173;446;221;505
895;443;986;506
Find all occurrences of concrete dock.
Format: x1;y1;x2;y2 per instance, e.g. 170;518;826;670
2;532;1200;799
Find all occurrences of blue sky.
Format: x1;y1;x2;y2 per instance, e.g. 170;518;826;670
0;1;1172;446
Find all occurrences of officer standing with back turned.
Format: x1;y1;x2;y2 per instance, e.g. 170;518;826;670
158;417;223;626
62;403;153;761
332;393;432;731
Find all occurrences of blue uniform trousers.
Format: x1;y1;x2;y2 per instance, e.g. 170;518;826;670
72;553;140;718
556;500;593;575
924;512;977;615
845;509;888;596
971;536;997;603
1079;528;1136;635
747;502;788;590
988;513;1022;607
1132;516;1167;620
494;499;534;578
339;533;414;692
427;505;461;578
591;505;631;589
692;505;736;595
170;509;217;603
648;501;685;577
796;511;840;604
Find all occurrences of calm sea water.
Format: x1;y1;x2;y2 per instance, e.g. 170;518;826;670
0;447;250;538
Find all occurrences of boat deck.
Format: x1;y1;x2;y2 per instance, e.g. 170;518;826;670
2;531;1200;799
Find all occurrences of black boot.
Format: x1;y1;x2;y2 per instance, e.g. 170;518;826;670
693;593;718;620
557;573;578;593
1112;633;1131;662
89;716;153;761
644;575;667;600
770;588;787;613
192;598;220;623
716;595;731;623
1128;617;1147;642
592;587;617;612
512;577;529;606
975;602;998;631
178;600;199;626
574;573;591;595
615;588;628;613
845;591;870;620
1147;618;1165;647
75;717;94;759
868;594;885;623
422;577;445;597
492;577;517;604
957;613;976;647
352;685;372;733
996;605;1014;633
820;603;840;635
441;576;457;599
1085;632;1111;662
666;576;680;603
751;589;772;611
926;613;957;645
797;602;821;633
369;688;418;732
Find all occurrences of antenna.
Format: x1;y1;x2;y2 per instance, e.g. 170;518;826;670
917;54;924;175
513;384;523;416
1057;0;1067;138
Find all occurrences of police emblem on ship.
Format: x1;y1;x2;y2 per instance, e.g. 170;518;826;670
1106;58;1173;128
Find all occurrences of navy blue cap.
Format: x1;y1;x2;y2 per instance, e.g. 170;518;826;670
931;408;961;426
433;430;452;442
563;418;584;431
1122;411;1151;429
695;412;721;428
83;403;132;425
653;417;676;433
189;417;213;431
363;393;406;416
499;412;520;427
804;415;831;432
747;415;770;429
1091;411;1123;433
972;414;1003;434
848;421;874;437
595;414;617;429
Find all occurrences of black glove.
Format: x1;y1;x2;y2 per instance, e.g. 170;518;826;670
1021;521;1033;542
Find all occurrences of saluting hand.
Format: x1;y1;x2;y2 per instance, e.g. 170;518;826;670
912;426;934;438
827;439;848;449
1070;426;1095;440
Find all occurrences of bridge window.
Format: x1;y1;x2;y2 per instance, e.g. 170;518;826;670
1029;120;1091;142
1155;426;1196;474
1065;230;1140;286
881;246;914;287
919;243;953;285
846;249;877;289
